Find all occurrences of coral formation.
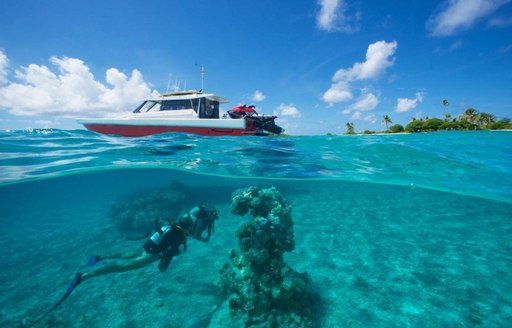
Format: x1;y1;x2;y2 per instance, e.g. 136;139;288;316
218;186;319;327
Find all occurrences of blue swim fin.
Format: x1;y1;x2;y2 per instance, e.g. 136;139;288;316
31;273;82;326
87;255;100;267
67;272;82;292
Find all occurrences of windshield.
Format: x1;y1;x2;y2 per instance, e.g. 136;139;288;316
133;98;203;113
133;101;159;113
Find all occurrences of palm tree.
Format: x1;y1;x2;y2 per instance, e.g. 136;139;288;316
462;108;478;129
442;100;451;124
464;108;477;121
459;108;478;130
478;112;495;128
382;115;392;129
345;122;355;134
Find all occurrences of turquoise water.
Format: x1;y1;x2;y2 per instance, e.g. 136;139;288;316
0;130;511;327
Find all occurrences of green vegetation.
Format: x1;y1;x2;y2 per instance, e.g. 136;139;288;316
345;122;355;135
362;130;375;134
344;107;511;135
381;115;392;129
403;108;512;132
389;124;404;133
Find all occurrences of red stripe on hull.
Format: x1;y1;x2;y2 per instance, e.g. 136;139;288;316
83;124;247;137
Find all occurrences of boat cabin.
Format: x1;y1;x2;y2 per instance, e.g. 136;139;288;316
133;91;229;119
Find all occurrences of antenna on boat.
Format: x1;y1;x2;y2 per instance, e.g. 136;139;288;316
195;63;204;92
166;73;172;93
175;76;180;91
201;65;204;92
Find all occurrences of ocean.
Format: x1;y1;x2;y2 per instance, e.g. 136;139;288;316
0;129;511;327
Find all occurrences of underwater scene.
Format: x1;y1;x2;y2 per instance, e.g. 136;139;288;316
0;130;511;327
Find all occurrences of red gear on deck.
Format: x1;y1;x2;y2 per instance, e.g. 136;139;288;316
229;105;258;115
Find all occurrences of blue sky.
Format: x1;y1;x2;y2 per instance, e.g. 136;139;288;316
0;0;511;135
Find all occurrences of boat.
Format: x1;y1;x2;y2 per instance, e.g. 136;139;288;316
77;90;284;137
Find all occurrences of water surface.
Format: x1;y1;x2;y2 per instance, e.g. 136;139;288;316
0;130;511;327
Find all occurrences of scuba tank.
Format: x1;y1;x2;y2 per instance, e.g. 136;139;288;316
143;226;171;254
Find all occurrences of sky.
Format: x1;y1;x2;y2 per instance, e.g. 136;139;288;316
0;0;511;135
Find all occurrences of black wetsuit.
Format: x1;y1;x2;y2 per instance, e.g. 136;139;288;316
193;216;214;240
188;206;217;241
143;224;187;272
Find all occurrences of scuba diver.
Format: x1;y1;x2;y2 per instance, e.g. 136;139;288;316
31;205;219;325
184;205;218;242
124;205;218;242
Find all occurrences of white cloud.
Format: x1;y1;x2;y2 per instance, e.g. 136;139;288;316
274;117;300;135
274;104;302;118
317;0;340;31
333;40;398;81
340;90;379;125
251;90;266;102
322;81;352;105
349;92;379;112
350;111;377;123
322;40;397;107
426;0;509;37
395;92;425;113
316;0;360;33
0;51;8;85
0;52;158;118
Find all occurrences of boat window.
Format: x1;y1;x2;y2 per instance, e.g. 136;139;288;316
161;100;194;111
133;101;159;113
